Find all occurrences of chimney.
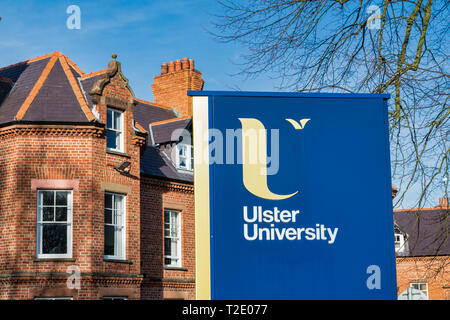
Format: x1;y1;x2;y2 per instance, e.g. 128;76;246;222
392;185;398;199
435;197;449;208
151;57;204;117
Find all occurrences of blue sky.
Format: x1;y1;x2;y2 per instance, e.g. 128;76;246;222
0;0;278;101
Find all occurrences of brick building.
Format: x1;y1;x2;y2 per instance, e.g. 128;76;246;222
393;198;450;300
0;52;203;299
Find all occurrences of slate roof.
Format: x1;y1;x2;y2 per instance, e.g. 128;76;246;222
394;208;450;257
0;52;193;183
0;52;94;123
0;77;13;106
0;56;51;123
133;99;177;132
79;73;103;110
150;117;191;145
141;146;193;183
22;58;88;122
134;105;193;183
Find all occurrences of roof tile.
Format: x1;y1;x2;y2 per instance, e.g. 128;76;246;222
0;57;51;123
394;209;450;257
22;58;90;122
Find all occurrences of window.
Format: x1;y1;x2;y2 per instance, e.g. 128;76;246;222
410;282;428;299
106;107;124;152
394;233;404;251
164;209;181;267
104;193;126;260
37;190;72;259
394;228;408;254
176;143;193;172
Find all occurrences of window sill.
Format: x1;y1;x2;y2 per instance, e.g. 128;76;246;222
176;168;194;175
104;258;133;264
106;149;131;158
164;266;188;271
33;258;76;262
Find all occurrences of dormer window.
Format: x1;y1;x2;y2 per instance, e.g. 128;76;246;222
394;227;408;255
176;142;193;172
106;107;124;152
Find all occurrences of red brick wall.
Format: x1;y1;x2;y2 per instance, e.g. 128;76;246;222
140;176;195;300
0;58;198;300
0;134;95;274
396;256;450;300
93;72;142;278
0;69;144;299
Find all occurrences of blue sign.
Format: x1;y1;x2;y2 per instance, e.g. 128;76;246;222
190;91;397;300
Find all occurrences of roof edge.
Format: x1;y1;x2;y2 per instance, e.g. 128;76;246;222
134;120;148;134
394;207;449;213
396;254;450;259
59;55;96;122
0;120;105;130
135;98;173;111
81;69;107;80
151;116;191;126
64;56;85;76
188;90;391;99
141;171;194;185
0;51;60;72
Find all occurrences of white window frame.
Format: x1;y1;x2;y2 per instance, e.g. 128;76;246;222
176;142;193;172
394;232;405;252
410;282;428;300
34;297;73;300
36;190;73;259
104;192;126;260
394;227;408;254
164;209;182;267
106;107;124;152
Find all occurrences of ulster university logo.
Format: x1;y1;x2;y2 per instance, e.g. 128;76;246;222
238;118;310;200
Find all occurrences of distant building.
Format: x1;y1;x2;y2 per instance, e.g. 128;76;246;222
394;197;450;300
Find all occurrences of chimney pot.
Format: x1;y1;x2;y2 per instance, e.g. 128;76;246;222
437;197;449;208
161;63;168;74
182;57;189;70
175;59;182;71
152;58;204;117
168;61;174;73
392;185;398;199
